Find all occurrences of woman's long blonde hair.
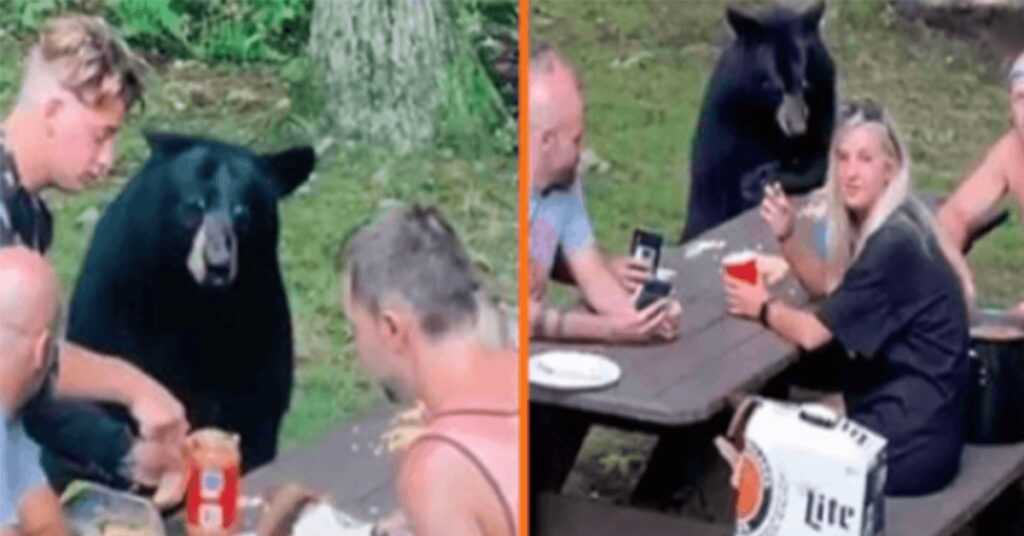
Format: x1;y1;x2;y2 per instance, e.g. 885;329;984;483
823;101;974;305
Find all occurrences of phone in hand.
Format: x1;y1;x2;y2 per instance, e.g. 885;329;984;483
630;229;663;273
635;279;672;311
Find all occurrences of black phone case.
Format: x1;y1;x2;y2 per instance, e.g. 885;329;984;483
630;229;664;272
635;279;672;310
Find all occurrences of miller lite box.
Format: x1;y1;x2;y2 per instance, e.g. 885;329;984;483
715;397;887;536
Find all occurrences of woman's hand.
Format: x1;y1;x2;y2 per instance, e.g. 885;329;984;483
722;273;770;320
760;182;796;242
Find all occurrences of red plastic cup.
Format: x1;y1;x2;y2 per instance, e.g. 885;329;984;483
723;251;758;285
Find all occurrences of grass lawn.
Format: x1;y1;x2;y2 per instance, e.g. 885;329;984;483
533;0;1024;528
534;0;1022;305
0;34;518;450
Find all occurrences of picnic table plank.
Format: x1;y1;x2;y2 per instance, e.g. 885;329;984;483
536;493;731;536
657;330;795;420
531;203;810;426
244;406;398;520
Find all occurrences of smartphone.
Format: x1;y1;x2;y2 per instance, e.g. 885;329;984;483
635;279;672;311
630;229;663;273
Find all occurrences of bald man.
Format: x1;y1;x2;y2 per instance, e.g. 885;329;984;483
528;43;681;343
0;250;67;532
0;248;183;535
939;51;1024;313
0;248;67;535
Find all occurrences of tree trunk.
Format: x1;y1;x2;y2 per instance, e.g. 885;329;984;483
310;0;455;153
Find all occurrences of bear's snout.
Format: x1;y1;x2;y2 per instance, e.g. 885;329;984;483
776;93;809;137
187;213;238;288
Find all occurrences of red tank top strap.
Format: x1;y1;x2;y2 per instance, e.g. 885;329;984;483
408;432;517;536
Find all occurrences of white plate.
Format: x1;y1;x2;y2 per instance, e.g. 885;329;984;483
529;351;622;391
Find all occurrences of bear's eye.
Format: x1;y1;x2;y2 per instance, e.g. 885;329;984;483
232;204;251;230
180;198;205;228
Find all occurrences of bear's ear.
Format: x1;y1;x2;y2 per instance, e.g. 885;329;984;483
725;6;762;40
800;1;826;34
143;131;198;159
261;146;316;198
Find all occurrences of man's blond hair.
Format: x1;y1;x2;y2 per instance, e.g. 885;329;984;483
18;15;149;110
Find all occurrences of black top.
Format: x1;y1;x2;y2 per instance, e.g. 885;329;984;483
817;200;969;494
0;131;53;252
0;130;134;489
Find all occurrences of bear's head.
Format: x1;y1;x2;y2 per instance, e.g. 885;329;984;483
725;1;831;138
140;132;316;289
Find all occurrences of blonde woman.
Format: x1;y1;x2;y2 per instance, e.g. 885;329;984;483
723;99;972;495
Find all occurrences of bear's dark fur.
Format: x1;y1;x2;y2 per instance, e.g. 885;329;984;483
680;1;836;242
64;132;315;473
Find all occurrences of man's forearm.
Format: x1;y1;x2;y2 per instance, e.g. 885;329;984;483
22;396;135;487
18;487;68;536
781;235;829;297
532;301;615;342
936;208;969;253
56;341;152;406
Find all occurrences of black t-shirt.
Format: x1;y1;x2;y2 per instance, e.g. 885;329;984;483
816;201;969;495
0;131;53;252
0;131;134;488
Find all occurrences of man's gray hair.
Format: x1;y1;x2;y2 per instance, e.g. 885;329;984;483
340;205;481;338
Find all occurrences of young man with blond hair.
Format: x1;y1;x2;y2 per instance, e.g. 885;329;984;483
2;15;187;499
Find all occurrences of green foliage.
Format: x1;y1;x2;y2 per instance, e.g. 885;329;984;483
2;0;312;64
436;0;518;156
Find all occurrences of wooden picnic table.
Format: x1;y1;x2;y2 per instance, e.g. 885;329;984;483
530;191;1009;528
162;406;398;534
245;406;398;518
531;199;815;517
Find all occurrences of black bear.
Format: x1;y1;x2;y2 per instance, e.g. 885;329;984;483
680;1;836;242
62;132;315;476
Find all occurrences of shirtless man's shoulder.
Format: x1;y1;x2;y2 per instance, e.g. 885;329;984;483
398;437;501;536
991;130;1024;192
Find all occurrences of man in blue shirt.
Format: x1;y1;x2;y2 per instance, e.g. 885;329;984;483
528;44;681;343
0;248;77;534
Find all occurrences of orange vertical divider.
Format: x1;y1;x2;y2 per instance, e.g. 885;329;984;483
517;0;530;534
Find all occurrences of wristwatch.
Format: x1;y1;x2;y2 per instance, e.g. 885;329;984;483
758;297;777;328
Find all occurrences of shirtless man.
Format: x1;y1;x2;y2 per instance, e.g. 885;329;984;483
939;51;1024;312
339;205;519;536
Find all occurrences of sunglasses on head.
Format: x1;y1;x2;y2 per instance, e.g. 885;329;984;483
840;98;885;122
839;98;902;160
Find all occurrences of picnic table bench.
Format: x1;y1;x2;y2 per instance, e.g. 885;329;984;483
537;443;1024;536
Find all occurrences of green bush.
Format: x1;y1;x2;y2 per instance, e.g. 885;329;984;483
3;0;312;64
437;0;518;156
